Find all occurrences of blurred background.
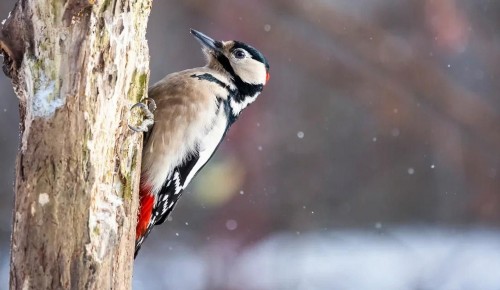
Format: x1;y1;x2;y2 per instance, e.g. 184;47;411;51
1;0;500;289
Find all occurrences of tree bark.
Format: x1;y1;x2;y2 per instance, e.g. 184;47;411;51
0;0;152;289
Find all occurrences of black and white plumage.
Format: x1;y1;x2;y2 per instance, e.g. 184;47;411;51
133;29;269;256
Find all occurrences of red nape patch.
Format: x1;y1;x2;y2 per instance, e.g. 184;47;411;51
136;180;154;241
266;72;270;83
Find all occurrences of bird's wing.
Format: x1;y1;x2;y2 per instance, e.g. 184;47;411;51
152;99;230;226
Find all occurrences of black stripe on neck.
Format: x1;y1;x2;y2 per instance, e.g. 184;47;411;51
190;73;231;91
215;54;263;102
216;54;237;79
234;80;262;101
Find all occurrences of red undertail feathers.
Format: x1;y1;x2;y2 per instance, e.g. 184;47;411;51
136;178;154;242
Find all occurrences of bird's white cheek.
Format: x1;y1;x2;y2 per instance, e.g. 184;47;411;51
232;60;267;85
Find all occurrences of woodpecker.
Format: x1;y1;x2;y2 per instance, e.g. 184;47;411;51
130;29;269;256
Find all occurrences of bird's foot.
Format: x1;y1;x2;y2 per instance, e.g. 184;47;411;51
128;98;157;132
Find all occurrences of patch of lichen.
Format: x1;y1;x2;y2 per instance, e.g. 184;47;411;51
32;58;44;73
127;70;149;102
137;73;148;99
101;28;110;48
123;173;133;201
121;145;138;201
130;148;138;172
93;225;100;236
29;57;59;102
50;0;60;23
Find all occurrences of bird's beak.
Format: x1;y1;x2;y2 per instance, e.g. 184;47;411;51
190;29;222;53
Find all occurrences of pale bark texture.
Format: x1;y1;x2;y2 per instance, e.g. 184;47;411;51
0;0;152;289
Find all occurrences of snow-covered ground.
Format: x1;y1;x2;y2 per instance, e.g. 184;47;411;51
133;227;500;290
1;227;499;289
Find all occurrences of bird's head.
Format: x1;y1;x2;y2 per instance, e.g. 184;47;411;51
190;29;270;88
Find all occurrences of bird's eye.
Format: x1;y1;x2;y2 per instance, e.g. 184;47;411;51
234;49;246;59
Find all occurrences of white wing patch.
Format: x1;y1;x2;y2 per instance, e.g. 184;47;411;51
229;93;259;116
183;103;228;188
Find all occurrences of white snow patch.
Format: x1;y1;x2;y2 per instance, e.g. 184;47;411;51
38;193;49;206
229;93;259;115
225;219;238;231
1;12;11;26
32;80;64;118
21;277;29;290
132;228;500;290
87;187;124;262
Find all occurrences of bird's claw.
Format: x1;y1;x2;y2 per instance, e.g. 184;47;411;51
129;98;157;132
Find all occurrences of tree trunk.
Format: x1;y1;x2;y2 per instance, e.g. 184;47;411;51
0;0;152;289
